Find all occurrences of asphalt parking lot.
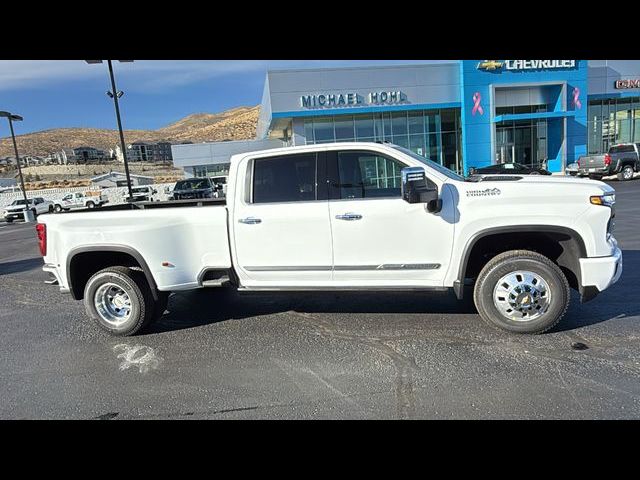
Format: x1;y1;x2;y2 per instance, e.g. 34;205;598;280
1;180;639;419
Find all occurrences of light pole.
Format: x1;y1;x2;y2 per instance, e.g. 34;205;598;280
85;60;134;201
0;111;33;222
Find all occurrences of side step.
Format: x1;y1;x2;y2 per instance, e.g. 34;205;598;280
202;276;230;288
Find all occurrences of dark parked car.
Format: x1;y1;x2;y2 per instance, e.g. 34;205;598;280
170;178;215;200
468;162;552;176
576;143;639;181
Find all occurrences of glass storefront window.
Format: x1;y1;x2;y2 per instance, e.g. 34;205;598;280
588;97;640;154
303;108;463;174
334;117;355;141
391;112;408;136
314;118;334;143
354;115;374;139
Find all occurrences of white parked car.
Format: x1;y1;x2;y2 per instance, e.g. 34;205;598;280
53;191;109;212
37;142;622;336
3;197;54;222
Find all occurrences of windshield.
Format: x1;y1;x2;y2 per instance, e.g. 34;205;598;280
11;199;31;206
131;187;148;194
391;145;465;181
175;179;211;190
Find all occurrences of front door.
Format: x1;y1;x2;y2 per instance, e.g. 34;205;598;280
233;151;333;286
327;150;454;286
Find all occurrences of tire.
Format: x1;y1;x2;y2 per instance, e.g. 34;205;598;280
86;201;95;209
588;174;603;181
530;171;540;175
54;204;62;213
83;266;156;336
473;250;570;334
48;205;54;213
617;165;634;181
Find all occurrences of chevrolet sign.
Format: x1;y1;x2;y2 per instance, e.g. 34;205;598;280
477;60;576;72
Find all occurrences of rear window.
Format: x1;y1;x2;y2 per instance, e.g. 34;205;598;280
609;145;635;154
175;179;211;190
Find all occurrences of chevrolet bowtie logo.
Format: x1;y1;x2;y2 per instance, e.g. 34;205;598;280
477;60;504;71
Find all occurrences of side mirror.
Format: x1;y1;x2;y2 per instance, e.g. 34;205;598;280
401;166;442;213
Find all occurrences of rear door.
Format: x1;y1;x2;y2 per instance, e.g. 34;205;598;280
327;149;454;286
232;151;333;286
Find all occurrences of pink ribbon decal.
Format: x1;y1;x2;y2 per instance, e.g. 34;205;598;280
572;87;582;109
472;92;484;116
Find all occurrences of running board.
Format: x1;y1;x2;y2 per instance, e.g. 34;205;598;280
237;286;449;292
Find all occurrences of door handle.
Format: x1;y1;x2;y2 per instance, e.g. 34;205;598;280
335;213;363;221
238;217;262;225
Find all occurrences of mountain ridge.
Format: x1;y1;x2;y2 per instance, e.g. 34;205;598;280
0;105;261;158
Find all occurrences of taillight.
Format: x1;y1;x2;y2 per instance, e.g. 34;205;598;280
577;159;581;168
604;154;612;166
35;223;46;256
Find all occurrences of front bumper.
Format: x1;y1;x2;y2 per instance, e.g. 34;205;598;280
4;211;25;220
579;245;623;294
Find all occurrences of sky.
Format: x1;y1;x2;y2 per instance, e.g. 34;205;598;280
0;60;451;137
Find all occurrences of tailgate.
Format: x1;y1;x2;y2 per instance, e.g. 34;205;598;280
579;155;606;169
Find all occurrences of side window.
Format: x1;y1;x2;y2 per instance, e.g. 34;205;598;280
334;151;405;199
252;153;317;204
62;194;72;201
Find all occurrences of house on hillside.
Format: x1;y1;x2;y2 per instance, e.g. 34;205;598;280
59;146;107;164
127;141;173;163
90;171;155;188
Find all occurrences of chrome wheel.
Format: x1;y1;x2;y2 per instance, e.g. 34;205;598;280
94;283;132;326
492;270;551;321
623;166;633;180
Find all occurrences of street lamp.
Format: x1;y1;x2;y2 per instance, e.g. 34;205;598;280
85;60;135;201
0;111;34;222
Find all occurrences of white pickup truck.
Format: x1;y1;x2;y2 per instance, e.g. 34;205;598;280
36;142;622;336
3;197;54;222
53;191;109;212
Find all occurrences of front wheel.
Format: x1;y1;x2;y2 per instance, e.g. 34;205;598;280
54;204;63;213
86;201;95;209
83;266;156;336
617;165;634;181
473;250;570;334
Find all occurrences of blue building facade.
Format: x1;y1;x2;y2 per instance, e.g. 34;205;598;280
173;60;640;177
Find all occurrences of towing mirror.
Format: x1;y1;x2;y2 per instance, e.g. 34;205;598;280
401;166;442;213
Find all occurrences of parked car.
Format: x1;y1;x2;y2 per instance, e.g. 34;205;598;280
54;191;109;212
577;143;640;181
170;178;215;200
37;142;621;337
3;197;53;222
565;162;579;176
125;186;158;203
468;162;552;176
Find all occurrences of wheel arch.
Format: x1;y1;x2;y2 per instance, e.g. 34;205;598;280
66;245;159;301
453;225;587;300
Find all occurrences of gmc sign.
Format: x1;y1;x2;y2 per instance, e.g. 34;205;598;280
614;79;640;89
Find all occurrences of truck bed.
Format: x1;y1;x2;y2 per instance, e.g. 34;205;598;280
55;198;226;214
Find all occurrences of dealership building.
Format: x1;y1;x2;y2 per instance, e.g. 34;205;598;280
172;60;640;177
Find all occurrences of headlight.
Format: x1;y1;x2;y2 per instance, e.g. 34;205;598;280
590;194;615;206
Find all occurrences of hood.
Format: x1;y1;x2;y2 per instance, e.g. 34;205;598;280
5;204;31;211
457;175;614;209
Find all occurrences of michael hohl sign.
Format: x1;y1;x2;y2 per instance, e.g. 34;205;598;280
300;91;408;109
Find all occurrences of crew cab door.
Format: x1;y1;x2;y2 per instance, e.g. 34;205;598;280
327;149;454;286
232;151;333;286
